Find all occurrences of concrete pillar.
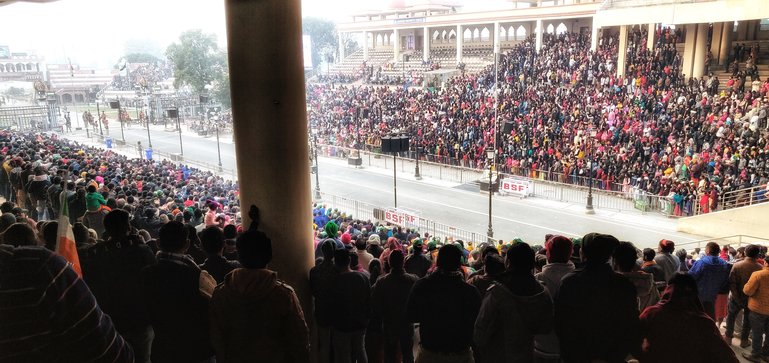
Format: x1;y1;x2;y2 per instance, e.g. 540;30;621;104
692;23;708;78
423;26;430;61
747;20;757;40
682;24;697;78
393;29;400;61
535;19;543;53
590;23;599;51
710;22;723;62
372;32;377;48
647;23;655;51
363;31;369;61
493;22;500;54
456;24;463;64
719;22;733;65
617;25;628;78
223;0;313;329
338;32;345;61
737;21;747;41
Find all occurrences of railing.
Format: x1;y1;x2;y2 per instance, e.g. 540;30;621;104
600;0;715;10
319;191;492;244
677;235;769;251
318;143;639;212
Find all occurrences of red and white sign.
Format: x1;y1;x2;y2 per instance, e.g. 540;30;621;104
384;209;420;227
500;178;533;197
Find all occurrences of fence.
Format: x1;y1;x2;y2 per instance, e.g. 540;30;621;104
319;191;493;244
677;235;769;251
319;144;639;212
76;133;239;181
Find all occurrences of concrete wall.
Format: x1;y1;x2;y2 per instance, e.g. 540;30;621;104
595;0;769;28
677;202;769;240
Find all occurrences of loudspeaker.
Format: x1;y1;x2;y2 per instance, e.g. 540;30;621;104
166;109;178;118
381;136;394;153
503;121;514;134
397;136;410;152
109;101;120;109
199;95;209;104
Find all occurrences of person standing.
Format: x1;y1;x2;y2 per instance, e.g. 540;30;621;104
209;228;310;363
655;239;680;282
372;250;419;363
743;255;769;362
330;248;371;363
198;226;240;284
141;221;216;363
534;235;575;359
82;209;157;363
310;239;339;363
474;242;553;363
407;244;481;363
725;244;762;347
555;233;641;363
404;239;431;278
689;242;731;320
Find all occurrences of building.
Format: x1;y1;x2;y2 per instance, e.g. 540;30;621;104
46;63;113;105
0;46;44;82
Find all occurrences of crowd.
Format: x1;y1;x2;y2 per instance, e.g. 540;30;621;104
111;62;174;91
307;28;769;216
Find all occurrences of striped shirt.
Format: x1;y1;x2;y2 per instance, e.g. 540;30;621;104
0;245;133;362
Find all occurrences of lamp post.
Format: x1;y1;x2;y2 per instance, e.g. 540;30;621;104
215;117;223;170
586;128;597;214
414;129;421;180
486;147;495;243
145;101;153;148
176;107;183;155
311;127;321;200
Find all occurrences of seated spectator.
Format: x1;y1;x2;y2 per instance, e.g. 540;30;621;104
209;227;310;362
2;222;39;247
639;273;738;363
555;233;641;363
468;254;504;299
141;221;216;363
404;239;431;278
474;242;553;363
199;225;240;284
407;244;481;362
0;244;134;362
355;235;374;272
372;250;419;363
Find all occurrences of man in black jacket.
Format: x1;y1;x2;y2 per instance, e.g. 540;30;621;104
555;233;641;363
330;248;371;363
407;244;481;362
373;249;419;363
141;221;216;363
83;209;156;363
404;239;431;278
199;225;240;284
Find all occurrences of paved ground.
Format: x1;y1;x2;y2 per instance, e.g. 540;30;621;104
58;126;710;249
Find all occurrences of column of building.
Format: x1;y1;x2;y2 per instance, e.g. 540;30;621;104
493;22;500;54
423;27;430;61
393;29;400;62
719;22;733;66
646;23;655;51
710;22;723;65
681;24;697;78
363;31;369;61
616;25;628;77
223;0;313;326
590;19;599;51
456;24;463;64
338;32;345;61
691;23;708;78
535;19;543;53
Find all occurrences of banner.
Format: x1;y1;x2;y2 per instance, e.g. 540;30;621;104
500;178;533;197
383;208;420;227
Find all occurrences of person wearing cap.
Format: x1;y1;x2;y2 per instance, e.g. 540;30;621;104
366;234;383;259
474;242;553;363
534;235;575;359
209;227;310;363
655;239;680;282
406;244;481;362
372;250;419;363
404;239;431;278
555;233;641;363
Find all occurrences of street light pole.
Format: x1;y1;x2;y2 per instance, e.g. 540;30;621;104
146;101;153;148
414;130;421;180
176;107;184;155
586;128;596;214
487;148;495;243
215;123;222;170
313;131;321;200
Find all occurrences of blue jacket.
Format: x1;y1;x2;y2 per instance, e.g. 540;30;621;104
689;255;730;303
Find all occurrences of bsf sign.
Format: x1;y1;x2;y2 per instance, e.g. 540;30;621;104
500;178;533;197
384;209;419;227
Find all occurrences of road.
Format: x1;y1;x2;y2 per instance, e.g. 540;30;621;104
60;126;705;249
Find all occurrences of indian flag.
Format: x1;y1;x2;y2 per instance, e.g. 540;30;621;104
56;186;82;277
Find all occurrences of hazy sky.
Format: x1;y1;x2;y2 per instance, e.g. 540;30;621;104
0;0;505;69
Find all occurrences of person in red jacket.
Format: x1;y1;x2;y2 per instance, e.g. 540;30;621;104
639;273;738;363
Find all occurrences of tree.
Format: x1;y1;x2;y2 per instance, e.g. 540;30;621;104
340;33;360;59
212;67;231;109
302;18;337;70
166;30;227;93
124;53;161;64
